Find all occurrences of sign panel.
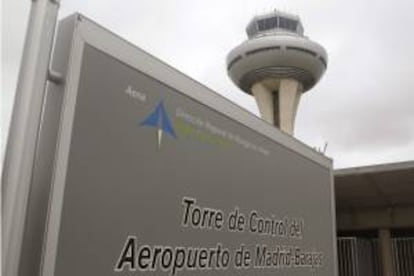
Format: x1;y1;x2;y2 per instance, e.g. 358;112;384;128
41;14;337;276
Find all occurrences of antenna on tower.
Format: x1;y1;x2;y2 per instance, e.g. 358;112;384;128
322;142;328;154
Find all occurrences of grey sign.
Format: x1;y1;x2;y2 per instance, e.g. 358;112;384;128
38;14;337;276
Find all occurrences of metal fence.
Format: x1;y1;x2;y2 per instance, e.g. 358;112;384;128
392;238;414;276
337;237;414;276
337;237;381;276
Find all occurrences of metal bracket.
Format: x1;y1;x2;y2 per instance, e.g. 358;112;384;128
47;69;64;84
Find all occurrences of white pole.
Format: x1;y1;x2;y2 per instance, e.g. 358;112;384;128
2;0;60;275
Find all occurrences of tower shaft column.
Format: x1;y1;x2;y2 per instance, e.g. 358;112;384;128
251;79;301;135
251;82;275;125
279;78;301;135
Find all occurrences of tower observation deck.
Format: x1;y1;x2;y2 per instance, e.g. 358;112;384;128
227;10;327;135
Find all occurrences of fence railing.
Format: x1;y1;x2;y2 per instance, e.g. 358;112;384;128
337;237;414;276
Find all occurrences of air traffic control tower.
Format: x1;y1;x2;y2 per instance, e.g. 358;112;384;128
227;10;327;135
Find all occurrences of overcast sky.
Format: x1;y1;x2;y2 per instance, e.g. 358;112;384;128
2;0;414;169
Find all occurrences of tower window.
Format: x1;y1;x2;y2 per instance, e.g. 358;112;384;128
286;46;317;56
246;46;281;55
257;16;278;31
279;17;298;31
227;55;242;70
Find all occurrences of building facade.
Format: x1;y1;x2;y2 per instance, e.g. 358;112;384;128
335;161;414;276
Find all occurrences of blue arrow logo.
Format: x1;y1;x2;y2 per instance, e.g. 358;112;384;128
141;100;176;149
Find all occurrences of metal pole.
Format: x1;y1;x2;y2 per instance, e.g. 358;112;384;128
2;0;60;275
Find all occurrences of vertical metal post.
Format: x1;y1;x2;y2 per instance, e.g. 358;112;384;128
2;0;60;275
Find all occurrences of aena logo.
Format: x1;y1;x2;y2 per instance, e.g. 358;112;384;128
141;100;177;149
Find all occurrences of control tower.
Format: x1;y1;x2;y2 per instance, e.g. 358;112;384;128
227;10;327;135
